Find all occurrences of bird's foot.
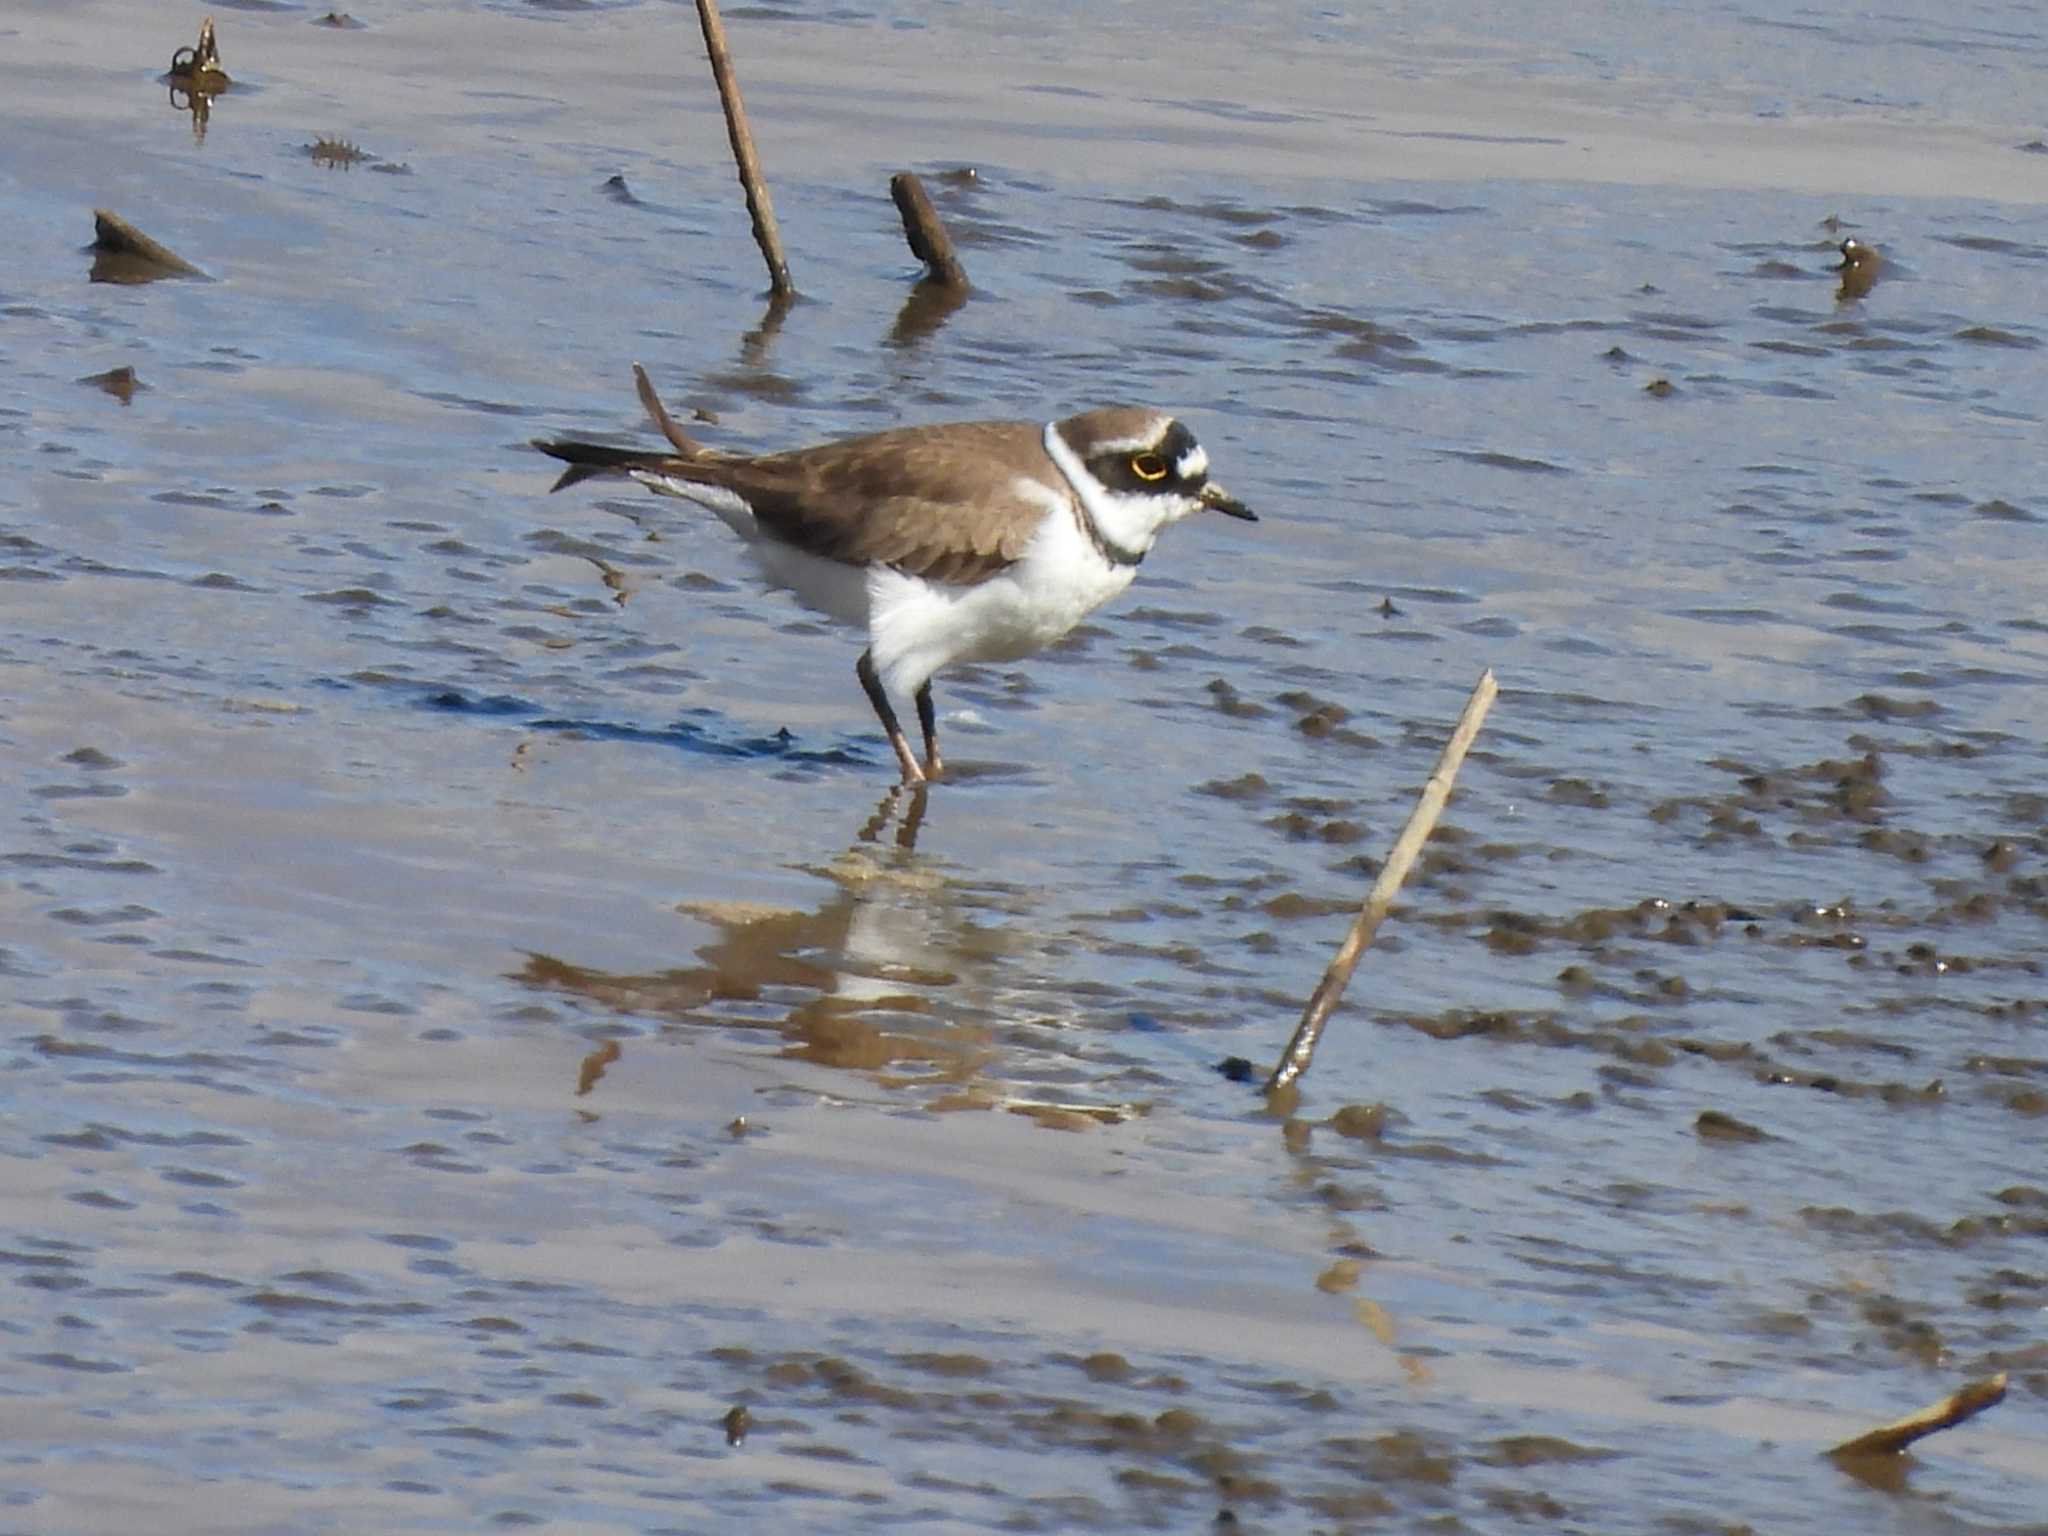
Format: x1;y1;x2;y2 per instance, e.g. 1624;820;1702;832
889;738;928;786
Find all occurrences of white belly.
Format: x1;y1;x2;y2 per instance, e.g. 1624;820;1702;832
867;503;1136;699
639;469;1138;701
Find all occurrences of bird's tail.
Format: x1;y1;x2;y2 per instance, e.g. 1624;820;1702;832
533;362;711;492
531;438;686;493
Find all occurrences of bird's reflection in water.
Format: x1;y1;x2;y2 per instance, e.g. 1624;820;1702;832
859;782;929;848
521;785;1131;1124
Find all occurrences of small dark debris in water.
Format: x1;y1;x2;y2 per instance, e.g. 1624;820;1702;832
1079;1351;1131;1381
1205;677;1268;718
1484;915;1541;955
1328;1103;1389;1141
1197;772;1269;803
1851;692;1937;720
423;689;533;716
2018;140;2048;155
726;1115;752;1137
1296;702;1351;738
1315;1258;1363;1293
1820;212;1845;232
574;1038;620;1096
1602;345;1635;362
1829;1371;2006;1459
307;137;372;168
1546;777;1609;808
79;366;145;403
1215;1056;1257;1083
168;15;230;88
1972;497;2036;521
1264;810;1364;845
1483;1434;1620;1468
721;1404;751;1446
90;209;208;283
602;173;641;205
693;406;720;425
1644;377;1676;397
1955;327;2037;351
1835;237;1881;301
935;166;980;187
896;1352;995;1382
314;11;366;28
1696;1109;1769;1143
1377;595;1399;617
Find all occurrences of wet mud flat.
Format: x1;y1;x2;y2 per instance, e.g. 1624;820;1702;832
5;0;2048;1530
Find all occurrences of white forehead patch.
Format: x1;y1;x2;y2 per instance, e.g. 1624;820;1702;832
1175;445;1209;480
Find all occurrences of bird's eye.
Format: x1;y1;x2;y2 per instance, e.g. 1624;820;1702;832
1130;452;1168;482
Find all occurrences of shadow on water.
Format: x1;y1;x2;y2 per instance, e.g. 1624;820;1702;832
414;684;877;769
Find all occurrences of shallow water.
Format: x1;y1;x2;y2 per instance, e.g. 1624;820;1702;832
4;0;2047;1530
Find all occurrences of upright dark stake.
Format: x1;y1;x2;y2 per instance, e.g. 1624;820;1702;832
889;172;970;290
1265;669;1498;1098
694;0;793;298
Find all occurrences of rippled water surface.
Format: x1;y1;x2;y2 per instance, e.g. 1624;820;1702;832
4;0;2046;1530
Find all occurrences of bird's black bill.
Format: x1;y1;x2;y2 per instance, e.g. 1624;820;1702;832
1200;482;1257;521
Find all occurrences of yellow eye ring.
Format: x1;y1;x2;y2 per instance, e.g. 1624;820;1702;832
1131;452;1168;482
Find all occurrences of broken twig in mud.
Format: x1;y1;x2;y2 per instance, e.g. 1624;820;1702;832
1265;668;1498;1097
693;0;793;298
1828;1372;2007;1460
91;209;208;282
889;172;970;290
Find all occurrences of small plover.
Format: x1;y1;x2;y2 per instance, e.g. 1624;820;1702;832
535;367;1256;784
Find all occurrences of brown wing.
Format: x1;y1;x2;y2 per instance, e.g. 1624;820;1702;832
718;420;1059;586
536;419;1062;586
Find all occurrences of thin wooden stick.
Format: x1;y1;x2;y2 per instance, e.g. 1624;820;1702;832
1265;668;1498;1096
889;172;969;289
631;363;707;457
694;0;793;298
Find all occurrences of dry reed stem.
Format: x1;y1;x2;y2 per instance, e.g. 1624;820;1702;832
1265;668;1498;1096
694;0;793;298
